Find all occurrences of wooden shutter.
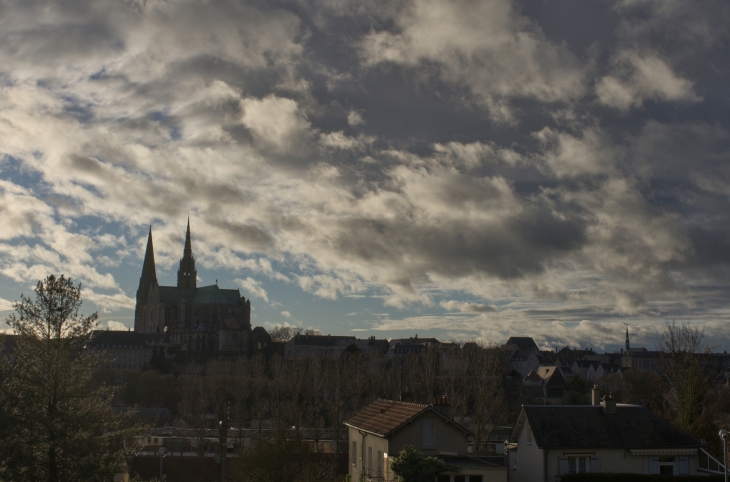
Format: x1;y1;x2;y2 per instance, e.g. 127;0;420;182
590;456;601;473
648;456;659;475
421;418;434;447
558;456;569;475
679;456;689;475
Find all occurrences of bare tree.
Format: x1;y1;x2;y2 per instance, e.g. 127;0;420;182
177;364;211;456
467;345;508;454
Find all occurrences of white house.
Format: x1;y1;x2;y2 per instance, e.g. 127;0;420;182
345;397;506;482
506;394;724;482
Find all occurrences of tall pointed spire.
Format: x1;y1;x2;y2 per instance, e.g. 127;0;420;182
625;326;630;351
177;217;197;288
135;226;159;331
139;226;158;292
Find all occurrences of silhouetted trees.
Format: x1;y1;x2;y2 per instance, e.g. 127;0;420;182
0;275;138;481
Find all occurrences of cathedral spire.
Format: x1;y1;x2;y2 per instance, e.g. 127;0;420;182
184;217;192;258
625;326;630;351
136;226;158;315
177;217;197;288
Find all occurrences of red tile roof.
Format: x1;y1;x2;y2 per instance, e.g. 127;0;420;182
344;399;432;436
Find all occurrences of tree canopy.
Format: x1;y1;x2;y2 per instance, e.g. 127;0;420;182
0;274;138;482
389;445;456;482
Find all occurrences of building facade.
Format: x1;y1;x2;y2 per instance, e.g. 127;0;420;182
134;221;253;354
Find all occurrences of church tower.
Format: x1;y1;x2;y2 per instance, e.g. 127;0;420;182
135;226;158;331
625;326;630;351
177;218;197;288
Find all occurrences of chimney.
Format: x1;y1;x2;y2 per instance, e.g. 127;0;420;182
591;385;600;406
601;393;617;415
400;388;413;403
433;395;452;419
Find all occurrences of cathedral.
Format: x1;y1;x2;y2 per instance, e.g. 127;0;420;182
134;220;253;353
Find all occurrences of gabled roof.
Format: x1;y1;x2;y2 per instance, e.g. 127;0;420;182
344;399;470;437
505;337;539;351
514;405;702;450
510;349;536;361
523;370;542;382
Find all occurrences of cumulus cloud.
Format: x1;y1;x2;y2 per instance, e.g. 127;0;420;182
0;0;728;346
236;277;269;302
359;0;584;120
596;52;700;111
107;320;127;331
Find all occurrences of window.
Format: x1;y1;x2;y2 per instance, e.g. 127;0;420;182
569;456;589;473
351;441;357;465
454;477;466;482
368;447;372;473
377;450;383;476
437;477;450;482
469;477;483;482
421;418;434;447
559;456;597;475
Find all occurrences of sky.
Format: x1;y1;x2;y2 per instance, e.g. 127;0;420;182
1;0;730;352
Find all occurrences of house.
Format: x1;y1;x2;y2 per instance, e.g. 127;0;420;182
506;392;722;481
85;330;165;371
508;350;541;378
534;366;570;402
571;359;595;380
344;397;506;482
284;334;357;359
503;337;539;352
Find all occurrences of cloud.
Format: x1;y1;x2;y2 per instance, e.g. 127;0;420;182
281;311;291;318
0;0;728;347
235;277;269;302
596;52;700;111
359;0;584;120
439;300;497;313
107;320;127;331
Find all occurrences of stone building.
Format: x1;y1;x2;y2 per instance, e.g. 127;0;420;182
134;220;253;354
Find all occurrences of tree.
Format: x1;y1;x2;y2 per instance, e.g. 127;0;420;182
562;374;591;405
389;445;456;482
658;322;722;458
229;430;339;482
0;274;138;482
268;326;321;343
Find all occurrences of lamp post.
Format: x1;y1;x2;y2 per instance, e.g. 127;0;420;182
719;430;728;482
158;446;167;482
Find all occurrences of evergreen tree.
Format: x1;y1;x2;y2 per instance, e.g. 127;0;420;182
389;445;456;482
0;275;138;482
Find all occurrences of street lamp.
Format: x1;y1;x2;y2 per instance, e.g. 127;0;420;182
158;446;167;482
719;430;728;482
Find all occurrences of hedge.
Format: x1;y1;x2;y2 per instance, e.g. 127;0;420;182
560;474;725;482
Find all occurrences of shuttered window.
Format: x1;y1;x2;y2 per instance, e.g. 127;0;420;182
421;418;434;447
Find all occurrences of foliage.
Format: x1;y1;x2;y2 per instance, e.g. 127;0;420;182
658;322;724;458
620;369;668;415
269;325;321;342
389;445;456;482
562;374;591;405
0;275;140;482
560;474;724;482
228;429;339;482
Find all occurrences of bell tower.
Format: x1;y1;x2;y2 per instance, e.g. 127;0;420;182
177;218;197;288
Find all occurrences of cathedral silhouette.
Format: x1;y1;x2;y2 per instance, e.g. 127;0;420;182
134;220;253;353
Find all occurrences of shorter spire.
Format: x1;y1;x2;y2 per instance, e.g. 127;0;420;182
177;218;197;288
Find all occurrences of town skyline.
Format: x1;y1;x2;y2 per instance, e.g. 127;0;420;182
2;0;730;351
